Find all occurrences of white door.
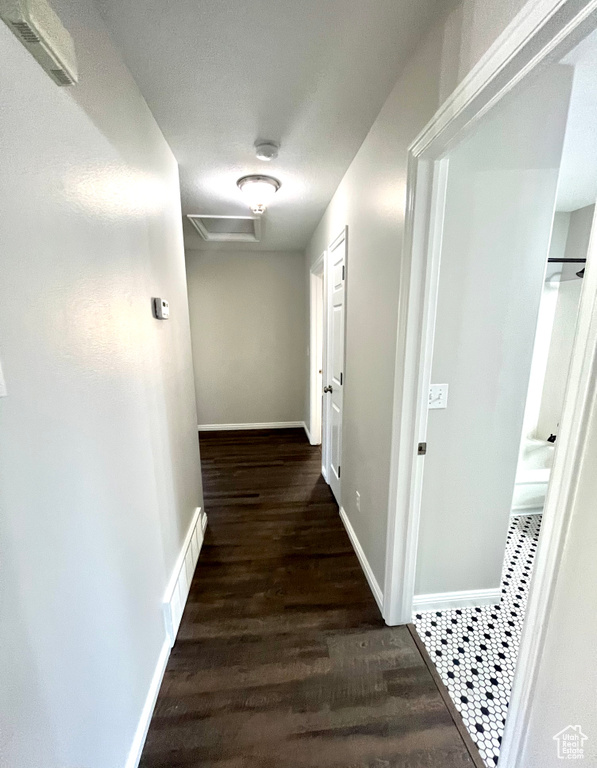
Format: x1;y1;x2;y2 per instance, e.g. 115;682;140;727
324;229;346;503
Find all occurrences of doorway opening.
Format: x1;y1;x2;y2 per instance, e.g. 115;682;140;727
386;9;597;768
308;258;325;447
513;206;593;518
414;201;593;766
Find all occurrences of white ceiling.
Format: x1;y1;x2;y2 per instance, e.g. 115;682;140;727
557;28;597;212
96;0;437;251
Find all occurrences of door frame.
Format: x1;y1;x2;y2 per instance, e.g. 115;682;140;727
383;1;597;765
308;254;325;447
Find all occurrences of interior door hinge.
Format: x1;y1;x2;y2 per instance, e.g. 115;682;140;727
417;442;427;456
342;265;345;280
340;372;343;385
338;465;341;478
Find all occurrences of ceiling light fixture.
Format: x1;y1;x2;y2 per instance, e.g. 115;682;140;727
237;175;281;215
255;141;279;161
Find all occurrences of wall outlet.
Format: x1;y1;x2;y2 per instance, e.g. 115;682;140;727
356;491;361;511
428;383;448;409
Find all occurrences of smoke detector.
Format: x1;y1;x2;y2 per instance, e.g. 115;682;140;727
0;0;78;85
255;141;279;161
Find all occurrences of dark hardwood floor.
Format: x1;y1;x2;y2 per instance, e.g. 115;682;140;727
139;428;480;768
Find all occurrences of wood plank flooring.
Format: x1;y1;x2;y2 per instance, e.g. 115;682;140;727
139;428;479;768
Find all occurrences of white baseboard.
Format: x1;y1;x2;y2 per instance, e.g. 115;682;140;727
198;421;303;431
163;506;207;647
339;506;384;613
128;508;207;767
125;638;170;768
511;507;543;517
413;587;501;613
303;420;322;446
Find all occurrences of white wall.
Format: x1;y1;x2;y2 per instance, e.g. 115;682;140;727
415;67;572;596
520;393;597;767
186;250;306;426
537;204;593;438
304;0;532;590
0;1;202;766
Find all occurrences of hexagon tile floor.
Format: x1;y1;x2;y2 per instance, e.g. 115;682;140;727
413;514;542;767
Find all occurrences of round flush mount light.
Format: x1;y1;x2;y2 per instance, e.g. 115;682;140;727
255;141;279;161
237;175;281;215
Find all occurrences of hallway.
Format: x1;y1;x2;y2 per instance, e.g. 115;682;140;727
139;429;481;767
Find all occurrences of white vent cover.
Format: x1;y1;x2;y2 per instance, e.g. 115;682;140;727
187;215;262;243
0;0;78;86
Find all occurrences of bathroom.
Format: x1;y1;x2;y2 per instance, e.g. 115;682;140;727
412;29;597;767
513;204;593;516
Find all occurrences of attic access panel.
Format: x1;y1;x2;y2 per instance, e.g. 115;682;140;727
187;214;261;243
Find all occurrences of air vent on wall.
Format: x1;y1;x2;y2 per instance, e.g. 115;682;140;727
11;19;39;41
0;0;78;86
187;215;262;243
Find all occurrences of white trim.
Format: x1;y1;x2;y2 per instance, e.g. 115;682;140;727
311;250;325;274
126;507;208;768
163;507;202;608
328;227;348;254
198;421;303;431
413;588;502;613
339;506;383;613
163;507;207;646
410;0;597;160
384;158;449;626
511;508;544;517
125;639;170;768
302;421;312;443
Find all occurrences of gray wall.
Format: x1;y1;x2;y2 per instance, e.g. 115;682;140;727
0;1;202;766
304;0;530;590
186;250;306;426
416;67;572;596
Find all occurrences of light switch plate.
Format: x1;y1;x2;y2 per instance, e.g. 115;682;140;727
153;298;170;320
428;383;448;409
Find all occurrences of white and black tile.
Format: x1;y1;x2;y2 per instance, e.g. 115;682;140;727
414;514;541;767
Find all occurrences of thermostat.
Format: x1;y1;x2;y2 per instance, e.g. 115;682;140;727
153;298;170;319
